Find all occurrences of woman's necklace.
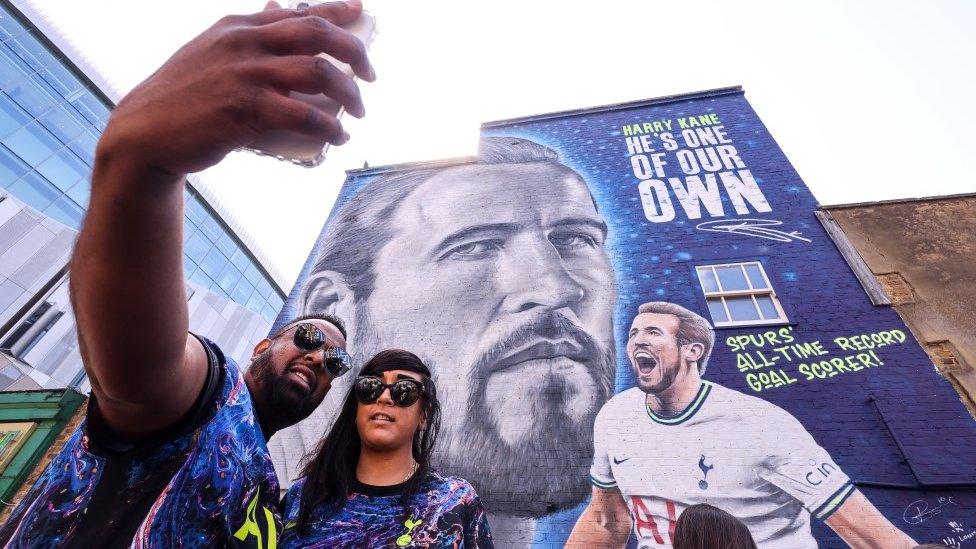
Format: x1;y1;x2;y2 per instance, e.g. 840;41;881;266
402;461;418;483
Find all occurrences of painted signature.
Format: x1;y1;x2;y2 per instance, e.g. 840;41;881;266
695;218;812;243
903;497;956;525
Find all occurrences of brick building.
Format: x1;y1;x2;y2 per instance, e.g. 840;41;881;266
267;87;976;547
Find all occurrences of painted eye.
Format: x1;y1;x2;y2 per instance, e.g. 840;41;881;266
550;232;597;249
446;240;501;260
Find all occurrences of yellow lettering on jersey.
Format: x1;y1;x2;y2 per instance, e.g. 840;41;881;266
233;487;278;549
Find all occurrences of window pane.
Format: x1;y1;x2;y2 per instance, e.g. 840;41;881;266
756;295;781;320
231;247;251;273
216;232;236;257
244;263;262;285
726;295;761;322
8;171;59;210
262;302;278;320
0;53;28;98
65;177;90;207
697;267;719;293
201;215;222;243
0;11;30;43
246;292;265;313
0;92;28;139
0;143;28;186
715;265;749;291
36;148;88;191
189;268;213;289
185;232;210;264
6;75;56;118
231;278;254;304
4;121;59;165
217;262;241;293
744;263;768;290
43;195;84;229
256;278;273;298
200;246;226;278
40;107;85;145
706;298;728;324
67;130;97;165
267;293;284;311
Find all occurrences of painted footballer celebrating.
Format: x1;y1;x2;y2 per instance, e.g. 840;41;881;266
566;301;916;548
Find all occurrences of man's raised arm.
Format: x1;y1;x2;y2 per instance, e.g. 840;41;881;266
70;0;373;439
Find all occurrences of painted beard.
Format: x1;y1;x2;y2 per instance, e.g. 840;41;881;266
354;306;615;518
249;349;319;428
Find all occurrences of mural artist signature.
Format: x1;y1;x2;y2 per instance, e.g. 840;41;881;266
943;520;976;548
695;218;812;243
902;497;955;525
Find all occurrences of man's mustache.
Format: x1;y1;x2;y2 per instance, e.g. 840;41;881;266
471;313;602;376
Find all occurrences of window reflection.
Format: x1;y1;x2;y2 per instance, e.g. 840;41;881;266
0;4;285;320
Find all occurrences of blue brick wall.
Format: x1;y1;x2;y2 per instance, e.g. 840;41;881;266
276;88;976;548
484;89;976;547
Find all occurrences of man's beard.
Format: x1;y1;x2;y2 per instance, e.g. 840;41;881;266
354;306;615;518
249;350;319;427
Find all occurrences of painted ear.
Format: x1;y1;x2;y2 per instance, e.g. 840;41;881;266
299;270;356;322
684;342;705;363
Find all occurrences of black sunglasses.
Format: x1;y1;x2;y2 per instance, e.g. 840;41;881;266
291;322;352;379
354;376;424;407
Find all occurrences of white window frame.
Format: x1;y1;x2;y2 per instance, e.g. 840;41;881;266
695;261;789;327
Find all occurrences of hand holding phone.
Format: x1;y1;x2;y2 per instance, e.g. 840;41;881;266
246;0;377;166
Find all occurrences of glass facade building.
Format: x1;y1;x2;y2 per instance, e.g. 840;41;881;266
0;3;285;320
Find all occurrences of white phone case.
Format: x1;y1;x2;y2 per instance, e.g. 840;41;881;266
245;2;377;167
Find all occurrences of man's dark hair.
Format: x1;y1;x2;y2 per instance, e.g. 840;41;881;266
673;503;757;549
295;349;441;533
272;313;347;341
301;136;578;309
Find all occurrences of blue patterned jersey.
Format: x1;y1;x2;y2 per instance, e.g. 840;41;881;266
0;337;280;548
280;471;493;548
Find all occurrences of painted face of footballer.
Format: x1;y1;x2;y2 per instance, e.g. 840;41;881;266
627;312;690;394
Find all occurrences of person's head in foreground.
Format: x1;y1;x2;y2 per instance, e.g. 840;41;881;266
248;314;351;433
673;504;757;549
280;349;493;548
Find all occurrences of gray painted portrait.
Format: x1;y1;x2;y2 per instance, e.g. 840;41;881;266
268;136;617;545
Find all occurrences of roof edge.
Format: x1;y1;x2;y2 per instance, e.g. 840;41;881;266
820;191;976;210
481;86;743;129
346;155;477;178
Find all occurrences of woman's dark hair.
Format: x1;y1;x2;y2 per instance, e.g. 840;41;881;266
673;503;757;549
296;349;441;533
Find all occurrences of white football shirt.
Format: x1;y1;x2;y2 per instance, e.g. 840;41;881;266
590;381;853;548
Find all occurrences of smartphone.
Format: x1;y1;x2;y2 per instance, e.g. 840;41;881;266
245;1;377;167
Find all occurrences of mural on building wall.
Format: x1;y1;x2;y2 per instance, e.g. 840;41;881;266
271;89;976;548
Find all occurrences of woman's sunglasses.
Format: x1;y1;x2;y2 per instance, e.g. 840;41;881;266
354;376;424;407
291;322;352;380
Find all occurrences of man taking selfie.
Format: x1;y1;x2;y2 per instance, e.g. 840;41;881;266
0;1;373;546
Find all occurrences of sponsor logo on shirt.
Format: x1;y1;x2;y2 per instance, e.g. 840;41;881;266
804;459;837;486
613;456;631;464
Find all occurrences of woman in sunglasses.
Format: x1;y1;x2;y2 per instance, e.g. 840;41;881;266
280;349;493;548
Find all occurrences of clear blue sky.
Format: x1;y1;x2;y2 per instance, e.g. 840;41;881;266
36;0;976;284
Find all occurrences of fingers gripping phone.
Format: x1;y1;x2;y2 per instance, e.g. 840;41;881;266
246;1;376;167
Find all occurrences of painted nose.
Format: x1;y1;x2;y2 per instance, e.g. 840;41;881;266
502;236;585;313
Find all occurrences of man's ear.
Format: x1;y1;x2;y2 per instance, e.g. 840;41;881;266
683;342;705;363
251;338;272;360
299;270;357;331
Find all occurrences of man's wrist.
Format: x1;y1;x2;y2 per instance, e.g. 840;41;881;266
93;129;185;191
